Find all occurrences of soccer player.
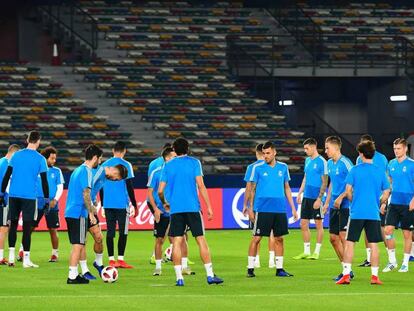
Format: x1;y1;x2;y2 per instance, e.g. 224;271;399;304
158;137;223;286
246;141;298;278
243;143;276;268
78;145;128;280
0;144;20;264
32;146;64;262
323;136;354;280
65;145;127;284
100;141;137;269
0;131;49;268
336;140;390;285
147;147;176;276
355;134;388;267
382;138;414;273
294;138;327;260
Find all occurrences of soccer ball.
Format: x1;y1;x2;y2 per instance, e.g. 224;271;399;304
101;266;118;283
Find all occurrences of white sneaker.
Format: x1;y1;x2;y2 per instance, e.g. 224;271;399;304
382;262;398;272
23;261;39;268
398;265;408;273
269;261;276;268
153;268;162;276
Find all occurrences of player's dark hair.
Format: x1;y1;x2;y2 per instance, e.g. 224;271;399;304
163;142;172;149
7;144;20;153
325;136;342;147
255;143;264;153
360;134;373;142
173;138;189;156
357;141;376;159
27;131;41;144
303;138;317;146
84;144;103;160
162;147;174;160
262;141;275;150
115;164;128;179
41;146;57;160
113;141;127;153
393;138;407;146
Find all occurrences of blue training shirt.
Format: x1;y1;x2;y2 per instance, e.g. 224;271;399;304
250;161;291;213
345;163;390;220
356;151;388;173
148;156;164;178
387;157;414;206
65;164;93;218
160;155;203;214
36;166;65;210
101;157;134;209
8;149;48;200
147;165;170;217
244;159;265;182
0;157;9;200
303;155;328;199
327;155;353;209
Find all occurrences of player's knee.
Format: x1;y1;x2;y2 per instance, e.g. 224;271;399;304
95;233;103;244
330;235;338;244
275;236;283;244
384;227;393;236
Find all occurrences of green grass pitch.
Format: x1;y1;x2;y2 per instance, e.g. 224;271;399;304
0;229;413;310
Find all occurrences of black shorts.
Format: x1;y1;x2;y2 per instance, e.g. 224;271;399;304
329;208;350;235
169;212;204;237
252;212;289;237
301;198;323;220
66;217;87;245
346;219;383;243
154;216;170;238
385;204;414;230
105;208;129;238
33;209;60;229
87;213;100;229
8;197;37;222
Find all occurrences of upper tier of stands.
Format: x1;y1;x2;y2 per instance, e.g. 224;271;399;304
72;0;306;173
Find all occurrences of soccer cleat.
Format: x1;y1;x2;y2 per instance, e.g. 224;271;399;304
336;274;351;285
247;268;255;278
82;271;97;280
358;259;371;267
188;258;195;265
254;260;261;268
182;267;195;275
370;275;383;285
350;271;355;279
67;275;90;284
109;260;120;268
0;258;8;265
150;255;156;265
334;273;343;281
293;253;310;260
117;260;133;269
93;261;104;276
17;251;23;262
382;262;398;272
269;261;276;268
276;269;294;277
207;275;224;285
152;268;162;276
23;261;39;268
8;262;15;267
307;253;319;260
48;255;58;263
175;279;184;286
398;265;409;273
409;256;414;262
